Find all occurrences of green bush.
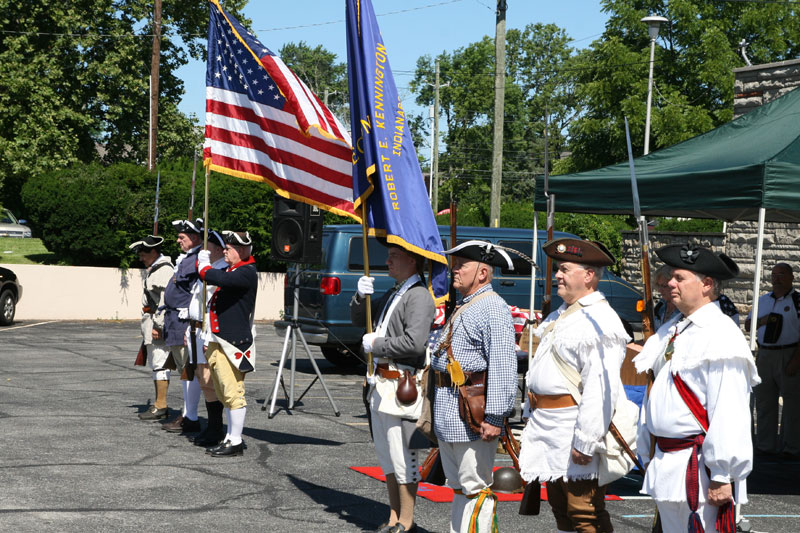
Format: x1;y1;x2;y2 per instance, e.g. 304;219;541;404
21;162;282;270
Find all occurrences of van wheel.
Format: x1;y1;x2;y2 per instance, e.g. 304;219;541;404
321;346;362;368
0;290;15;326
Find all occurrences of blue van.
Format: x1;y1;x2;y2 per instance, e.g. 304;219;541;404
278;224;642;367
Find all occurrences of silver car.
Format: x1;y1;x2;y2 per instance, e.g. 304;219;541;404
0;208;31;238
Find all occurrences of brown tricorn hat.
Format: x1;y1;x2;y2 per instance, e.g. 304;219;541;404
543;238;615;267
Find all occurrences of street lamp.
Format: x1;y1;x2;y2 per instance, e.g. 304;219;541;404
641;15;668;155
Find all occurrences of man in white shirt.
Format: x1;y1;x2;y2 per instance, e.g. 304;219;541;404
635;244;759;533
745;263;800;456
520;238;629;533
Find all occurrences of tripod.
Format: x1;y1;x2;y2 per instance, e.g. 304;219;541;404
264;263;340;418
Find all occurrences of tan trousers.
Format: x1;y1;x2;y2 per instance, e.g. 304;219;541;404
207;342;246;410
545;478;613;533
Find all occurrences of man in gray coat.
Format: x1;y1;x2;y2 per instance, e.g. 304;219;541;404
351;244;435;533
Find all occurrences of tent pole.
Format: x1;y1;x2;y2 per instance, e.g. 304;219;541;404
749;208;766;352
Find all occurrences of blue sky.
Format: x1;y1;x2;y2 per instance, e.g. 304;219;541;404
176;0;610;121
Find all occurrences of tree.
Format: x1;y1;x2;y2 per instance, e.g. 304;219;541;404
410;24;578;220
563;0;800;172
21;162;282;271
0;0;247;214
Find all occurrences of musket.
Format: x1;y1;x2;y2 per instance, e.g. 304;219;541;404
624;117;656;339
541;110;555;318
153;170;161;236
624;117;660;532
188;151;197;220
183;153;201;382
445;197;458;320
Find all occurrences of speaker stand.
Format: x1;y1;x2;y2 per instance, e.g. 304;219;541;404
264;263;340;418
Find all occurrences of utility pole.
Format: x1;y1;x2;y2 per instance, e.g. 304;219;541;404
148;0;162;171
432;58;442;212
489;0;507;228
428;105;434;202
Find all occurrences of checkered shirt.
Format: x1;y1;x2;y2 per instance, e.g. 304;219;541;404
430;285;517;442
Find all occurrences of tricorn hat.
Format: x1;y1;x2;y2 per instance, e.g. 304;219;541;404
223;230;252;246
543;238;615;267
655;244;739;281
208;229;225;249
443;240;514;270
128;235;164;252
172;218;203;235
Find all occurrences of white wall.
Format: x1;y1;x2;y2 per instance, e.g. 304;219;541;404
2;264;284;321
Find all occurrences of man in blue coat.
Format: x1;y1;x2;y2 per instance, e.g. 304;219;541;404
145;219;204;431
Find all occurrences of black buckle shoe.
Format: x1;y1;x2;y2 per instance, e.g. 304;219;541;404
205;439;230;455
210;441;243;457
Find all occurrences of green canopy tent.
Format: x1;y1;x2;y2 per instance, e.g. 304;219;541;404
534;86;800;222
533;86;800;349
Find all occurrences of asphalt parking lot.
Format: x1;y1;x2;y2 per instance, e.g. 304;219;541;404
1;320;798;532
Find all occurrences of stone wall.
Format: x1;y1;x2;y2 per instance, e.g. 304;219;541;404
620;230;726;292
733;59;800;118
621;224;800;316
728;61;800;311
725;221;800;306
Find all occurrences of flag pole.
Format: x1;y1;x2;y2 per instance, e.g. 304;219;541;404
360;203;373;376
201;164;210;331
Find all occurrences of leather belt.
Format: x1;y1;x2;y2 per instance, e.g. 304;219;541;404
376;363;401;380
758;342;799;351
434;370;486;388
532;393;577;409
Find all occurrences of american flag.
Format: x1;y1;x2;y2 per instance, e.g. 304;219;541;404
204;0;357;218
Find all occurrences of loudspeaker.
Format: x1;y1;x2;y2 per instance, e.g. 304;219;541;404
271;197;323;263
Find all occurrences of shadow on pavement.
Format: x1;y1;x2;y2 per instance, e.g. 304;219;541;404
285;474;432;532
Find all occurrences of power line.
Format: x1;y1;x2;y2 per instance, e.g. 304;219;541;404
0;0;468;39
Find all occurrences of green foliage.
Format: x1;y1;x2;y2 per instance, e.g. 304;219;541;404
652;217;723;233
20;162;282;271
411;24;577;216
0;0;246;214
563;0;800;172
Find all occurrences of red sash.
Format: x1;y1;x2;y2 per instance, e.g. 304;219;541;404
655;372;735;533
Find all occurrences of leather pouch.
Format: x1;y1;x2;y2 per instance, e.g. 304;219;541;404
134;343;146;366
764;312;783;344
420;448;446;485
396;369;418;405
457;382;486;434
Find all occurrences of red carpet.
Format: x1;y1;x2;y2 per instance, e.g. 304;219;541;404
350;466;623;503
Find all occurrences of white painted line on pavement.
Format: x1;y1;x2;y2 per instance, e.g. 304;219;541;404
0;320;58;331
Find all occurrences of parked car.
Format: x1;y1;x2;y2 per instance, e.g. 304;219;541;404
0;266;22;325
0;208;32;238
278;224;642;368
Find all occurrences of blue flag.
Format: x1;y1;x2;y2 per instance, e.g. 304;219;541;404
346;0;449;304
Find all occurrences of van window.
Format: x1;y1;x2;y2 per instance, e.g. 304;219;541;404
348;236;450;271
498;240;533;276
348;237;389;271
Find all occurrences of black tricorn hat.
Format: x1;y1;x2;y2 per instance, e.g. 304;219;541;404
128;235;164;252
443;240;514;270
208;230;225;249
543;238;615;267
223;230;252;246
655;244;739;281
172;218;203;235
